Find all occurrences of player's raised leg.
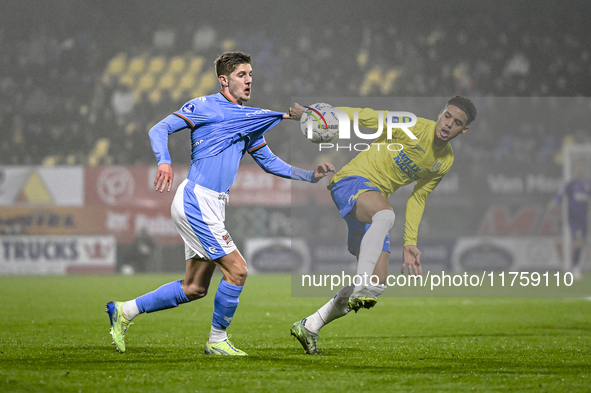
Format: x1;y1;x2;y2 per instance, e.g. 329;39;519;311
106;257;215;353
348;191;394;311
204;249;248;356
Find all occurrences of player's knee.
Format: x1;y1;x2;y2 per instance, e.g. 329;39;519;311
183;283;209;300
372;209;395;229
236;265;248;282
227;265;248;286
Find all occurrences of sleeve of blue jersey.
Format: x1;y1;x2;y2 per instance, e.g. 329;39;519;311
249;144;313;182
173;99;212;129
148;114;188;165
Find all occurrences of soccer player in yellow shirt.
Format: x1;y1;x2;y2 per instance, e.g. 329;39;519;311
289;96;477;354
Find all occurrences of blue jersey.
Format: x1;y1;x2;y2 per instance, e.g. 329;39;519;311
555;178;591;224
149;92;313;193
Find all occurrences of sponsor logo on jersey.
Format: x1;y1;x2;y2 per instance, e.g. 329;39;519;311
209;246;217;254
181;103;195;113
245;109;271;117
393;150;420;180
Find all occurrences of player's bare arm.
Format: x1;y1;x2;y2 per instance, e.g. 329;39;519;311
154;163;173;192
402;245;422;276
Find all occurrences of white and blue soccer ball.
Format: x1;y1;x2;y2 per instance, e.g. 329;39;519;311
299;103;340;143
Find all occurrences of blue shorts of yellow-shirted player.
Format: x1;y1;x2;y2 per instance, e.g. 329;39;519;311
329;175;391;256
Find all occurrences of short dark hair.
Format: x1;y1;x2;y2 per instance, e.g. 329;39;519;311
447;96;477;125
214;52;251;77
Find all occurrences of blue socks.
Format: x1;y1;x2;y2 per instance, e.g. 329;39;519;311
135;280;190;313
132;278;243;333
212;279;243;329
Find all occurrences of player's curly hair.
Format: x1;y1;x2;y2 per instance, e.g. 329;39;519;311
447;96;477;125
215;52;251;77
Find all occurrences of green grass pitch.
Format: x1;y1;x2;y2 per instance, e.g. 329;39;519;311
0;273;590;392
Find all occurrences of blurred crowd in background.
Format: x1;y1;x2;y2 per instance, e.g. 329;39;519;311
1;1;590;172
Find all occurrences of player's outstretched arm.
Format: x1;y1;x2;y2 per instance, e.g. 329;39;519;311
311;162;336;183
249;142;334;183
401;245;422;276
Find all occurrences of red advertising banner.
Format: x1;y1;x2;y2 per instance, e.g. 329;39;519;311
230;166;292;205
85;166;187;208
84;166;182;243
84;165;333;209
231;165;334;206
0;166;333;245
84;165;330;243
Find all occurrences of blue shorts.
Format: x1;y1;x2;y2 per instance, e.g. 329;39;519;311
171;179;236;261
330;176;391;256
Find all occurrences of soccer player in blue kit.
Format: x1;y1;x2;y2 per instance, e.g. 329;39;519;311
106;52;335;355
552;161;591;279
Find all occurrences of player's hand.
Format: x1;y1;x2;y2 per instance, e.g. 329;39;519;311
288;103;306;121
311;162;336;183
154;163;173;192
401;245;422;276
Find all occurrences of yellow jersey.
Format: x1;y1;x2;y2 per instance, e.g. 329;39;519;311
329;107;454;246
